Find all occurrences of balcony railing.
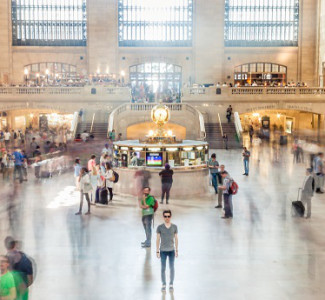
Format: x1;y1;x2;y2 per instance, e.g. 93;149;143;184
0;86;132;101
182;86;325;102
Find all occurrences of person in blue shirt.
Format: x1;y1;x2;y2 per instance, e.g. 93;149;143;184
13;148;24;183
74;158;81;190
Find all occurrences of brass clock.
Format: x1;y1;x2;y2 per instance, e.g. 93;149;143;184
151;103;170;126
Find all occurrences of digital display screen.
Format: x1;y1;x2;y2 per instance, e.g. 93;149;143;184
146;152;163;166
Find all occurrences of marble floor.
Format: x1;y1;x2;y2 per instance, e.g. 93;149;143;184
1;146;325;300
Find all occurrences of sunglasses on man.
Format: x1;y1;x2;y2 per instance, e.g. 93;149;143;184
164;215;171;218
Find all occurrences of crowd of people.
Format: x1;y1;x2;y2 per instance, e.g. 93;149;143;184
0;128;71;182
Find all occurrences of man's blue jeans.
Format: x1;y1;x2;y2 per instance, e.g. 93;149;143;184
161;251;175;285
142;215;153;246
211;173;218;193
244;159;249;175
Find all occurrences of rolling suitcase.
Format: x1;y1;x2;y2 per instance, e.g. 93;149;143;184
292;188;305;217
99;187;108;205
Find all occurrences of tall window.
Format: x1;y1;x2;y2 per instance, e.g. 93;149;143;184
118;0;193;47
224;0;299;47
12;0;87;46
130;62;182;102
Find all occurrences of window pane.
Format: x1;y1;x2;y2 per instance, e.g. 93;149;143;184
224;0;299;47
118;0;193;47
12;0;87;46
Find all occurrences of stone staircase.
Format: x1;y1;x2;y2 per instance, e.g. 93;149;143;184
76;110;110;140
205;122;242;149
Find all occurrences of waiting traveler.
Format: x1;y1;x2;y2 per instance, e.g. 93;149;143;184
104;163;114;202
208;153;219;194
301;168;314;219
220;171;233;219
313;152;324;193
74;158;81;190
215;164;226;209
242;147;250;176
156;209;178;292
75;168;92;215
159;164;174;204
139;187;155;248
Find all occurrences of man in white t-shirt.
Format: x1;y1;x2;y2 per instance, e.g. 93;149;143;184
4;131;11;148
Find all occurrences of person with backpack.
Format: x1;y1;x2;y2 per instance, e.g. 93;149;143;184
139;187;156;248
104;163;115;202
301;168;315;218
220;171;234;219
75;167;92;215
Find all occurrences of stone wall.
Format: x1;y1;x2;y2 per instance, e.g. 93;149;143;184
0;0;319;86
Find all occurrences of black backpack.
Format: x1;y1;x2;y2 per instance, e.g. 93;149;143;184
113;170;119;183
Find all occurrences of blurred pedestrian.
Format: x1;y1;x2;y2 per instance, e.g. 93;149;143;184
242;147;250;176
75;167;92;215
139;187;155;248
159;164;173;204
301;168;314;218
220;171;233;219
208;153;219;194
215;164;225;209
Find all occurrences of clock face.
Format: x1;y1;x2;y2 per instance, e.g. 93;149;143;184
154;108;168;122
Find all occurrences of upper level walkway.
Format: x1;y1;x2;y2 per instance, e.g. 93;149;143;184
0;86;325;113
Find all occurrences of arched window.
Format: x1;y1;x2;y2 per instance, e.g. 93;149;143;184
225;0;299;47
234;63;287;86
130;62;182;102
118;0;193;47
24;62;80;84
11;0;87;46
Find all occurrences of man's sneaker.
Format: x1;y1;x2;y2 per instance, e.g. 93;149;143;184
215;205;222;208
169;285;174;292
161;285;166;292
141;244;151;248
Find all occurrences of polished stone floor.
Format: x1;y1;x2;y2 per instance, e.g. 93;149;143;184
1;145;325;300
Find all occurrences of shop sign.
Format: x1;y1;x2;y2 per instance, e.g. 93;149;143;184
245;104;277;112
284;103;313;112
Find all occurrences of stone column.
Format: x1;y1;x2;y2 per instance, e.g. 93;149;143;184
87;0;118;75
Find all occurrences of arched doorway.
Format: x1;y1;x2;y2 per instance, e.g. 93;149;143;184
130;62;182;102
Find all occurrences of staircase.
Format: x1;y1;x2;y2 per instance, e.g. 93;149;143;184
205;122;242;149
76;110;110;139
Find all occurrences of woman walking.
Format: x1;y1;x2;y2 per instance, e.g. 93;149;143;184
75;167;92;215
159;164;174;204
